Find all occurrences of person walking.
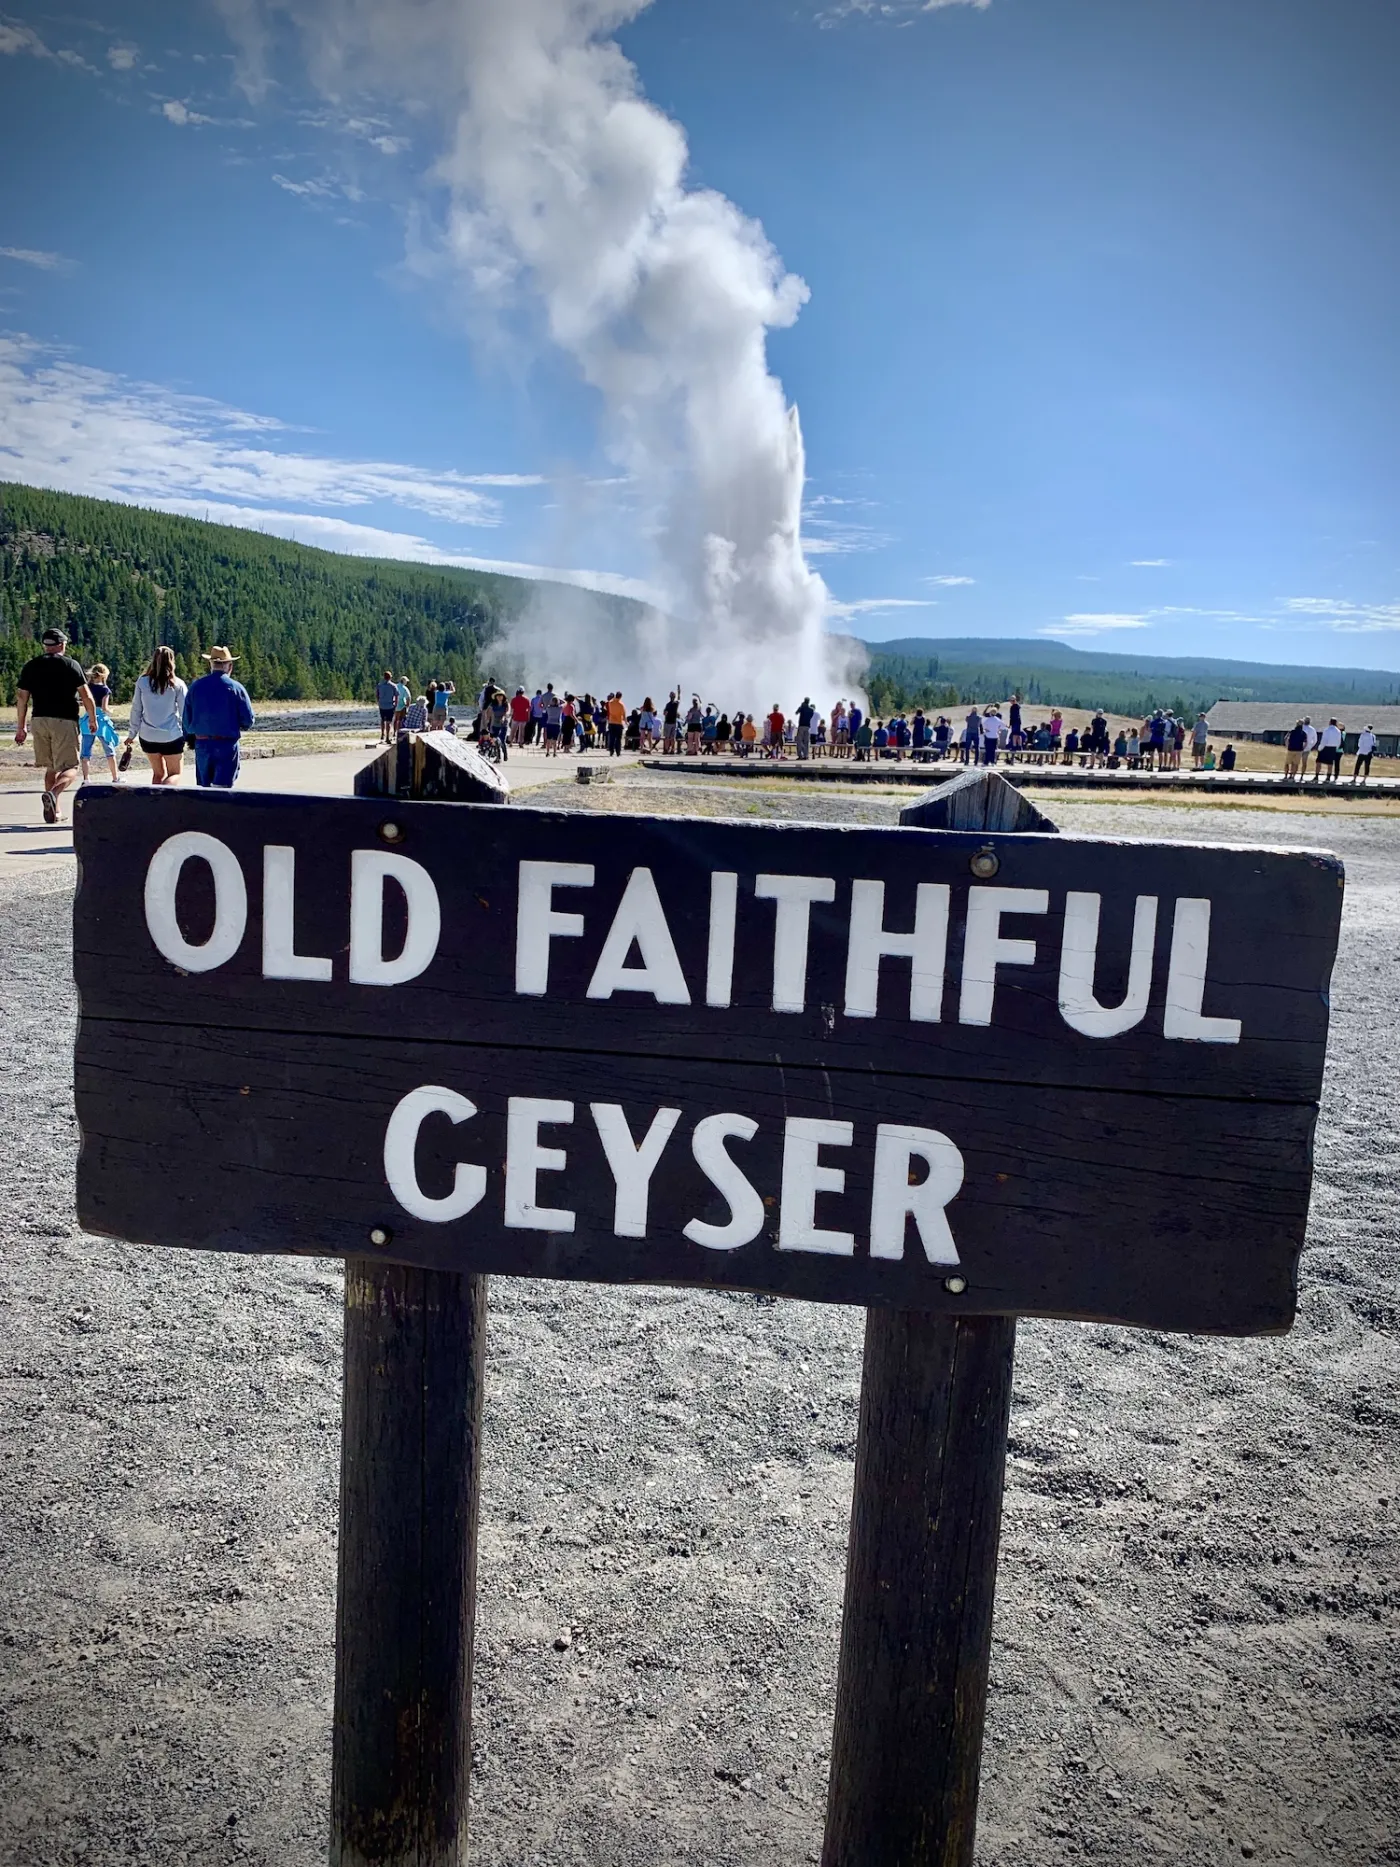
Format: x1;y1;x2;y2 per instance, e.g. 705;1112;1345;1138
79;662;122;785
376;670;399;744
1353;725;1378;782
125;646;189;785
182;646;255;788
13;627;98;824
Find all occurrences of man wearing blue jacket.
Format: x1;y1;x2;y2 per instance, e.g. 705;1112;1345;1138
183;646;255;788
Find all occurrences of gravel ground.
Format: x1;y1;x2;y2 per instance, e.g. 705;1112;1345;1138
1;779;1396;1867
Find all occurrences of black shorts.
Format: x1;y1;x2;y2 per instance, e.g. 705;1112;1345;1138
379;706;396;723
140;736;186;756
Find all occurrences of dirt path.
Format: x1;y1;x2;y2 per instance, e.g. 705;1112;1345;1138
0;786;1395;1866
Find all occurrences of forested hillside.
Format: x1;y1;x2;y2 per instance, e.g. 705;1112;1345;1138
0;481;642;704
863;637;1400;719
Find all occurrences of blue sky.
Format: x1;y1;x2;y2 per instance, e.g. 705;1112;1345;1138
2;0;1398;667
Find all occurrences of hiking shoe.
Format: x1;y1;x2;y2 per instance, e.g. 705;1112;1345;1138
41;790;57;824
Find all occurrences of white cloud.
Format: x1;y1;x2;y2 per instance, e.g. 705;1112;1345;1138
273;172;339;198
145;500;659;602
924;573;974;586
817;0;990;24
1129;558;1173;568
1042;614;1150;638
801;513;894;556
370;134;408;156
0;333;545;530
0;246;76;272
826;597;937;620
161;99;213;126
107;43;138;70
1282;597;1400;633
0;19;50;57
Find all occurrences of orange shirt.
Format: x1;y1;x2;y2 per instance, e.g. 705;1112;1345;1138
607;696;626;725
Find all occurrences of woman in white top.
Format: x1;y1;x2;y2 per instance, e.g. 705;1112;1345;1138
124;645;189;785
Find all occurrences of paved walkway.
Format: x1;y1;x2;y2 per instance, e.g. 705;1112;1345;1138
0;744;638;879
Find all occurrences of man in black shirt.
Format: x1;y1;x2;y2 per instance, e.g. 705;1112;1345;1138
14;628;98;824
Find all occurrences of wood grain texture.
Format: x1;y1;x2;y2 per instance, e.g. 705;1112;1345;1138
73;1021;1314;1332
70;787;1344;1103
822;1309;1016;1867
823;772;1029;1867
354;731;510;805
331;1263;487;1867
900;766;1058;833
329;733;498;1867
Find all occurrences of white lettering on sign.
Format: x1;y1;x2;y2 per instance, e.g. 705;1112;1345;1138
1058;892;1157;1039
381;1092;967;1266
754;874;837;1013
869;1125;964;1265
515;861;594;996
1164;898;1242;1043
262;846;333;983
504;1097;576;1232
591;1102;682;1236
778;1117;856;1256
844;879;950;1021
349;850;441;987
586;868;691;1005
705;872;739;1009
384;1085;487;1222
960;886;1050;1025
145;831;248;973
684;1114;764;1249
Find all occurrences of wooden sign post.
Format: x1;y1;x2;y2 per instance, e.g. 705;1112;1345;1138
70;752;1344;1866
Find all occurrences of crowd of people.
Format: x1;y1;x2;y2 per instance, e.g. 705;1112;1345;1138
10;635;1387;824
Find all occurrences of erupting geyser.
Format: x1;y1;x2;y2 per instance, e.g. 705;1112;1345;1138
222;0;864;705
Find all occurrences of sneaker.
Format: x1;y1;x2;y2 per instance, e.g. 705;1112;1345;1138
41;790;57;824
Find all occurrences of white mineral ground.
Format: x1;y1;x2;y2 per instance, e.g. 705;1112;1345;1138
0;779;1395;1866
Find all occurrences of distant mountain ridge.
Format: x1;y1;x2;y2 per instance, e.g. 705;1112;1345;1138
860;636;1400;718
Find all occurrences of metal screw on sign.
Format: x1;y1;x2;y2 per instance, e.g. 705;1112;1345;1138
379;821;404;843
367;1227;392;1248
944;1275;967;1294
969;844;999;879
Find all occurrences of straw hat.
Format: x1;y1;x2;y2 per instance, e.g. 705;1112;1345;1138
201;646;239;665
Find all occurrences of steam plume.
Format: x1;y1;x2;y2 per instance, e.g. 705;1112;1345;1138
222;0;862;704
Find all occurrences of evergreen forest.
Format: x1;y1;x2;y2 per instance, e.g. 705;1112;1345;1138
0;480;641;704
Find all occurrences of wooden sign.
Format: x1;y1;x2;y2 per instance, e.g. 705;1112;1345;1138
72;787;1342;1335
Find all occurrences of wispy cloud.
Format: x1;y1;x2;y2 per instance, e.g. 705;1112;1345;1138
802;510;893;556
143;501;659;602
826;597;937;620
107;43;138;71
924;573;975;587
1281;597;1400;633
0;333;544;531
160;99;213;126
1129;558;1173;568
1042;613;1150;638
0;247;76;273
817;0;990;25
0;16;94;68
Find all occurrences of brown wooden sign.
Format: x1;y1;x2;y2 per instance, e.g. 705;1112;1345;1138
72;786;1343;1335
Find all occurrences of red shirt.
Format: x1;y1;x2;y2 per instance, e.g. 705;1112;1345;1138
510;693;531;723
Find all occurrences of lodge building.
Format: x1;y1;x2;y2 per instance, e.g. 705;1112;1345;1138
1204;701;1400;757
